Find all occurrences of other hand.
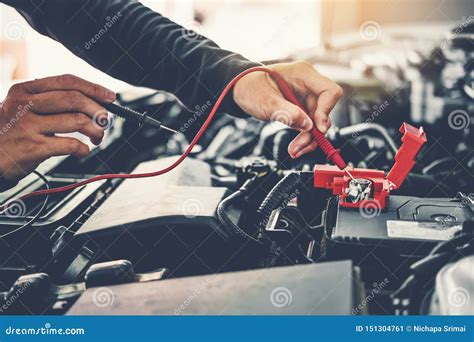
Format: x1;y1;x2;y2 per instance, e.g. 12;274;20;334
0;74;116;182
233;61;343;158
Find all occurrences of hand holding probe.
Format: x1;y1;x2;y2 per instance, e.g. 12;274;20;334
267;70;356;181
102;102;178;134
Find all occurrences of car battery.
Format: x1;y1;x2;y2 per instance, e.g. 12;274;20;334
323;194;472;281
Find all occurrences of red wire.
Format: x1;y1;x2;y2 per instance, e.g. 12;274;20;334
21;66;273;201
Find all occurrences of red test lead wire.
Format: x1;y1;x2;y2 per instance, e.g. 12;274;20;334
20;66;347;201
20;66;271;200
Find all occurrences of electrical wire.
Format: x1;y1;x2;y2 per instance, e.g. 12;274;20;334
20;66;275;201
0;171;50;239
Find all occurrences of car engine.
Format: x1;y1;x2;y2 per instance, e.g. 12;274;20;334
0;22;472;316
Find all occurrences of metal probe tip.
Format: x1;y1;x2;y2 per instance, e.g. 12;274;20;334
160;125;179;135
344;168;356;182
142;116;178;134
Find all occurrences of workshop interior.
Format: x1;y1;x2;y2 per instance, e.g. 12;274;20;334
0;0;473;317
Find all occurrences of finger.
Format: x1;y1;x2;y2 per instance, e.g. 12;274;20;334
304;74;343;133
30;90;107;119
313;90;340;133
268;96;313;131
41;136;90;158
288;131;315;157
35;112;105;145
22;74;115;103
292;140;319;159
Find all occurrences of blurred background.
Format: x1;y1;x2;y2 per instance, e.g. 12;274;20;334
1;0;473;96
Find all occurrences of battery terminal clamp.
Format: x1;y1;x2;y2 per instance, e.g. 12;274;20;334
313;123;427;210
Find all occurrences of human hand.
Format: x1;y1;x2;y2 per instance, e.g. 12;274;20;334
0;74;116;181
233;61;343;158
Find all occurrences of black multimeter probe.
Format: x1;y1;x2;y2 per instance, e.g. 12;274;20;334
102;102;178;134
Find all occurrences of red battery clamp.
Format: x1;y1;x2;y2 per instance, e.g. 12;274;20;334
313;123;427;210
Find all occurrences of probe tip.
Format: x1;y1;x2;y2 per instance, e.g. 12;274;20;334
160;125;179;135
344;168;356;182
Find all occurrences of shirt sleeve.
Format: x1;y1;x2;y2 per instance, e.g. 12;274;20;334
2;0;261;117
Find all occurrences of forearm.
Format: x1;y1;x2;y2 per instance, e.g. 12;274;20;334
4;0;259;115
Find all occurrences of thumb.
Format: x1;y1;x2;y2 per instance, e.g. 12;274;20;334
268;96;313;131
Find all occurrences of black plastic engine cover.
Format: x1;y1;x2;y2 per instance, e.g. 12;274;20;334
71;158;239;277
68;260;362;315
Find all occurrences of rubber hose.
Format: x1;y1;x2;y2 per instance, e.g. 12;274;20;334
258;172;302;225
272;130;295;169
217;181;260;243
429;233;471;256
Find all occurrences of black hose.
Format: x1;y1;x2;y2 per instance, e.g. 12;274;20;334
429;233;472;256
258;172;302;226
272;130;295;169
217;178;261;243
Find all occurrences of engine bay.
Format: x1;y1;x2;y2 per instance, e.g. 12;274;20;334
0;22;473;316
